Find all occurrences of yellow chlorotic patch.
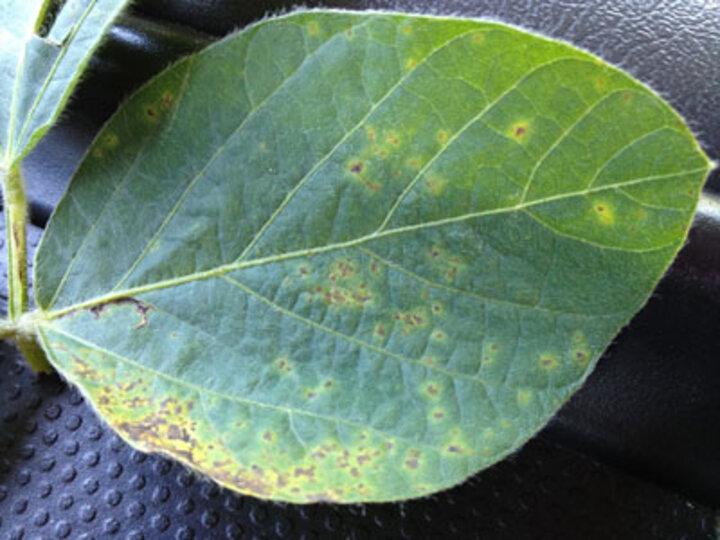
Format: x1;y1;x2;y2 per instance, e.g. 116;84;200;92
274;356;293;374
103;132;119;149
539;353;560;371
445;442;470;456
346;159;381;193
394;309;428;334
406;157;421;168
307;22;319;36
423;355;436;366
424;382;441;399
573;349;590;366
510;122;529;140
571;332;591;366
482;342;501;365
318;285;372;307
430;408;446;420
432;330;447;341
373;323;387;339
517;389;533;406
347;160;364;175
425;175;447;196
161;91;174;109
404;450;420;470
472;32;485;44
330;259;356;280
144;105;158;122
594;202;615;224
296;264;310;278
436;130;449;145
385;131;400;146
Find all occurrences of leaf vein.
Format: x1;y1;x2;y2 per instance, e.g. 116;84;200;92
233;27;485;263
220;274;496;387
45;167;707;318
376;56;597;232
356;246;593;316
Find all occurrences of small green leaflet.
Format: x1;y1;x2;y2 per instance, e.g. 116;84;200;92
32;10;711;503
0;0;131;167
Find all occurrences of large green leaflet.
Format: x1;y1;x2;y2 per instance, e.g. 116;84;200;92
0;0;131;167
32;11;711;502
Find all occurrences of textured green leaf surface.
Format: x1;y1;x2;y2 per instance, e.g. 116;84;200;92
33;10;711;502
0;0;130;166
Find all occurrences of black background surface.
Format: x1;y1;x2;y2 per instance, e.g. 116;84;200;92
1;1;719;538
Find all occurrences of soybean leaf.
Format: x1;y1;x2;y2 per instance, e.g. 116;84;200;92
32;11;711;503
0;0;131;167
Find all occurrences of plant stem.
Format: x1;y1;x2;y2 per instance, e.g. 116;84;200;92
1;165;28;322
0;165;51;372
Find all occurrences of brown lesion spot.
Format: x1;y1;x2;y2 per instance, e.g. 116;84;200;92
575;351;589;366
294;466;315;478
404;449;420;469
394;309;428;335
385;131;400;146
88;297;153;329
425;383;440;398
511;122;529;140
432;330;447;341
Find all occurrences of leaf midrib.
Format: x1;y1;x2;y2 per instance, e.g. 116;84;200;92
42;166;703;320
